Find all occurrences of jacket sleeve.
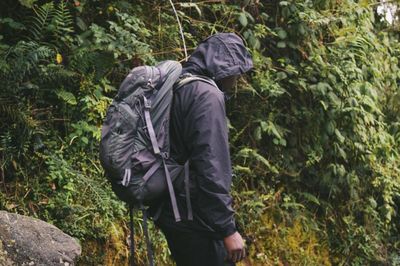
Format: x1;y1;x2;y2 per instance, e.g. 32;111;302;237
182;82;236;238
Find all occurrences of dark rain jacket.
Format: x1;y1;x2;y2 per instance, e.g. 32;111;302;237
154;33;253;239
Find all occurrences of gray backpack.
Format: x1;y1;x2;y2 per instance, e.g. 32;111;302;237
100;60;217;265
100;60;216;219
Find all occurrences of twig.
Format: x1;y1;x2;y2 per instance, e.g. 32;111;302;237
160;0;227;8
119;47;196;63
169;0;188;61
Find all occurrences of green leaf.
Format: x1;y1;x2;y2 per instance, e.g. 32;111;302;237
271;126;281;139
237;148;278;173
19;0;37;8
369;197;377;209
335;129;345;143
277;29;288;39
81;136;89;144
328;91;341;106
0;18;26;30
180;3;202;16
76;17;87;31
233;165;252;174
336;145;347;161
317;82;331;94
326;121;335;135
254;126;262;141
276;71;288;80
320;100;328;110
277;41;286;48
238;12;248;27
282;202;305;209
260;12;269;21
279;138;287;147
299;192;321;206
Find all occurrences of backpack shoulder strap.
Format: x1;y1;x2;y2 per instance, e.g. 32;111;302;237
174;73;218;91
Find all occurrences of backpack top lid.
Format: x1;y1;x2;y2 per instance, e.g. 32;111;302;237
116;61;182;101
108;60;182;155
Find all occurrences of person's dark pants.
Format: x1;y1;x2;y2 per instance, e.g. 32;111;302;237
161;228;235;266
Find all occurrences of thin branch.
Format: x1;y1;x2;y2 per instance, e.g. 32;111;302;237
169;0;188;61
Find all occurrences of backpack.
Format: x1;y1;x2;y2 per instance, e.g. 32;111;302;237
99;60;217;265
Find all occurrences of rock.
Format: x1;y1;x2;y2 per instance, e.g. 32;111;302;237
0;211;81;265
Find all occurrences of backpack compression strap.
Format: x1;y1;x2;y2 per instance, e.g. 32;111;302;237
162;157;181;222
142;94;181;222
143;96;160;155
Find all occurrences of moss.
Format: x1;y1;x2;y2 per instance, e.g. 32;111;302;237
103;222;129;266
77;221;129;265
244;213;331;266
77;220;172;266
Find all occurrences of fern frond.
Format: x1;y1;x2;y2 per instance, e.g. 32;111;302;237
53;0;74;38
56;89;77;105
0;101;35;161
41;65;77;84
30;2;55;41
0;98;40;129
69;49;114;78
28;2;74;45
0;100;21;123
7;41;55;82
69;48;94;73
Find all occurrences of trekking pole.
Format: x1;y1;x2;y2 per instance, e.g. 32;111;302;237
140;204;155;266
129;206;136;266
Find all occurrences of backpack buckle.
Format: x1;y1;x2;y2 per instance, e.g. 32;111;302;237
144;100;151;109
143;95;151;109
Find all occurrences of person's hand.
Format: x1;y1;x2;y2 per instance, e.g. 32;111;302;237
223;231;246;263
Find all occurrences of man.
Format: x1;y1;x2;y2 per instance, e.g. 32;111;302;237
154;32;253;266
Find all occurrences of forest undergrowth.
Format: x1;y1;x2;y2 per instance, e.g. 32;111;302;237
0;0;399;265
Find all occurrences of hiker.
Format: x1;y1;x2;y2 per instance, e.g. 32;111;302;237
151;33;253;266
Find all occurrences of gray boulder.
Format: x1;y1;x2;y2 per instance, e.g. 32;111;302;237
0;211;81;266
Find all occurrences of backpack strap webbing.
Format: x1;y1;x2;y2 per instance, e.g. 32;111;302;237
151;161;192;222
143;95;160;155
122;168;132;187
184;160;193;220
142;91;181;222
162;157;181;222
142;160;163;182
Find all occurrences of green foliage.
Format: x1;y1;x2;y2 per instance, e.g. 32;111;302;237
1;0;400;265
28;1;74;45
228;1;400;264
90;12;153;62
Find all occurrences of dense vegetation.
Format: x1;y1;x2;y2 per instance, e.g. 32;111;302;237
1;0;399;265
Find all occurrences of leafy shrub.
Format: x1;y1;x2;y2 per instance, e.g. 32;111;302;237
1;0;399;265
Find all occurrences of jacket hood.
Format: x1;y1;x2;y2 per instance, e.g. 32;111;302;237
182;33;253;81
